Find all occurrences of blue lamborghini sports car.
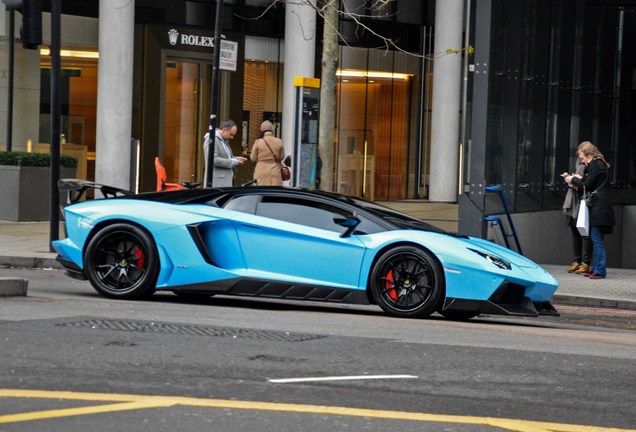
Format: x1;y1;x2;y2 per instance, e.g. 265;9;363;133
53;180;559;320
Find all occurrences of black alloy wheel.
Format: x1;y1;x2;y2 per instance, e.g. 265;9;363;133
370;246;443;318
84;223;159;299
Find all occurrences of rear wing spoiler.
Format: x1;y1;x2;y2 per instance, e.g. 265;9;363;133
58;179;133;205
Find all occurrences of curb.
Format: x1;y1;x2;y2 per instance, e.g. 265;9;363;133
0;278;28;296
0;256;61;270
553;294;636;311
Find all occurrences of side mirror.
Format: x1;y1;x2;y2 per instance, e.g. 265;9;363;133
334;215;361;238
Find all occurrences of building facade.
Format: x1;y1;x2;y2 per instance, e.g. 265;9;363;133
1;0;635;267
462;0;636;267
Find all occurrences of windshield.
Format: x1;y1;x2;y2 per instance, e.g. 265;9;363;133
350;199;447;234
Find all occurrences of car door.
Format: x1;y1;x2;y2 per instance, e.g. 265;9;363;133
230;194;368;289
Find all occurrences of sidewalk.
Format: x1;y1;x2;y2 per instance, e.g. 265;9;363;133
1;221;635;310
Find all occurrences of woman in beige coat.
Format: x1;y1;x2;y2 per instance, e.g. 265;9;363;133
251;120;286;186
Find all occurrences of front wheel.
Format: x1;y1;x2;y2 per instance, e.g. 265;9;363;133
369;246;444;318
84;223;159;299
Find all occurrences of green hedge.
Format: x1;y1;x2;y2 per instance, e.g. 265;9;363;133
0;151;78;168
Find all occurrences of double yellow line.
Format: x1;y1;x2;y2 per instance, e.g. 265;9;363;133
0;389;632;432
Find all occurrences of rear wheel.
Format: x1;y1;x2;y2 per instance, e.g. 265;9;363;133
370;246;443;318
84;223;159;299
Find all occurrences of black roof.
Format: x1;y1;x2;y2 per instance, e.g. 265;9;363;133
129;186;447;234
126;186;362;206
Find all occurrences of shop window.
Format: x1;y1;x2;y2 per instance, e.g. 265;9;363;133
164;61;200;185
243;60;283;153
39;49;98;181
336;64;414;201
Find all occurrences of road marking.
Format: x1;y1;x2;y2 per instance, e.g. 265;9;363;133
0;399;175;424
0;389;634;432
268;374;418;383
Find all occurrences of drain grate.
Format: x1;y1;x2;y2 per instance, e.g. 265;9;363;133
55;319;327;342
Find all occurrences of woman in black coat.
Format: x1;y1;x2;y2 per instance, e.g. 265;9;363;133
565;142;615;279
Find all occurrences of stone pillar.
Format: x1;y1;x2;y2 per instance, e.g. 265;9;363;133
282;1;316;165
0;8;40;152
428;0;465;202
95;0;134;190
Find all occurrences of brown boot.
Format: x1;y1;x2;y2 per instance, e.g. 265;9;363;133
575;263;590;274
567;262;580;273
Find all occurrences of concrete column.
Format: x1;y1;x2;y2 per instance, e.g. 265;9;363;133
1;8;40;152
429;0;465;202
0;6;5;35
95;0;134;190
282;1;316;162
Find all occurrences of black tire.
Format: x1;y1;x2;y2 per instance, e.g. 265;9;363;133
370;246;444;318
84;223;159;299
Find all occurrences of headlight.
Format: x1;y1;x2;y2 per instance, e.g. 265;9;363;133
468;248;511;270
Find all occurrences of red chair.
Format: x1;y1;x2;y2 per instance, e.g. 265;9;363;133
155;157;200;192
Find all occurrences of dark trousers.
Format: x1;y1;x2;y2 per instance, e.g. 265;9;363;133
569;217;592;264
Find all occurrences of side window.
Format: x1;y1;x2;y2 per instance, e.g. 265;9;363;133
222;194;258;214
255;195;385;235
256;196;350;233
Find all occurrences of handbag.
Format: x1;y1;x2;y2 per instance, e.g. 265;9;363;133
280;165;291;181
583;177;607;208
575;198;590;236
584;192;598;208
261;137;290;181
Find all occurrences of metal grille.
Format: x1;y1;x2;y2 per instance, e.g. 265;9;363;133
55;319;327;342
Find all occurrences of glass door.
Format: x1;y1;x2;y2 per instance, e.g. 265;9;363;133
163;60;202;184
336;70;412;201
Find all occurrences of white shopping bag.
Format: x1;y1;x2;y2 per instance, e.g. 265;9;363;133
576;199;590;236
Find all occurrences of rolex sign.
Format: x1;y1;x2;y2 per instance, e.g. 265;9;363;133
167;28;238;72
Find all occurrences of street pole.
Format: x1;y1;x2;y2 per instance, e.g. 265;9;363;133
49;0;61;249
6;8;14;151
205;0;223;188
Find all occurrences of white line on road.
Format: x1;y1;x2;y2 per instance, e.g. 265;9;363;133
268;375;418;384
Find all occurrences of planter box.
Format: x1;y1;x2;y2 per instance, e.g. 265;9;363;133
0;166;76;221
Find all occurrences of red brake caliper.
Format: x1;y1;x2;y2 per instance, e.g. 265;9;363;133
385;269;397;301
134;247;145;269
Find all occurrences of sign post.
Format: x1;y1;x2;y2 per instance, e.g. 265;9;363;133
205;0;224;188
49;0;61;249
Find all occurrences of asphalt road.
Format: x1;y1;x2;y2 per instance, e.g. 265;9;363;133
1;268;635;432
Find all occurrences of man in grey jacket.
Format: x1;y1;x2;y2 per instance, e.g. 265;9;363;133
203;119;246;187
